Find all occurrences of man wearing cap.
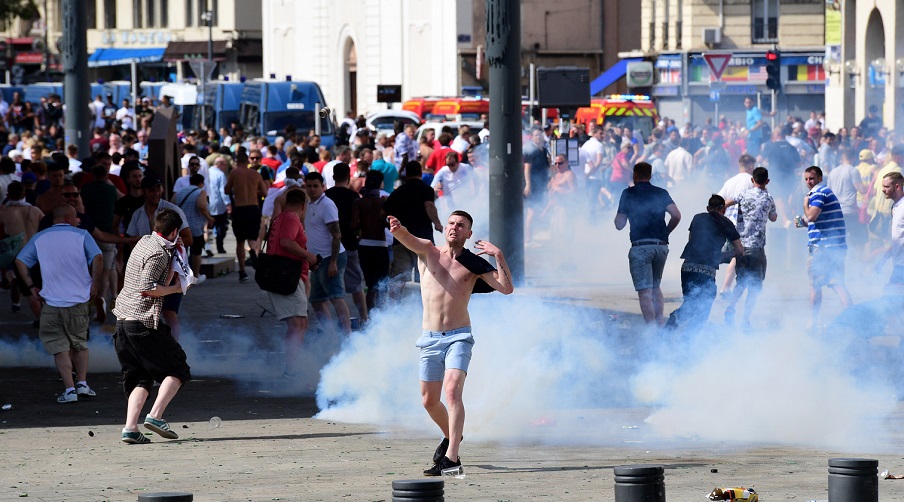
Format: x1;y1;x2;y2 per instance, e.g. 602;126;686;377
867;144;904;244
859;105;883;139
856;149;879;208
127;175;192;340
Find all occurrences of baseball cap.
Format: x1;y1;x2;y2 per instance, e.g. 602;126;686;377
8;149;21;159
141;175;163;189
21;172;36;183
869;104;879;113
859;149;875;161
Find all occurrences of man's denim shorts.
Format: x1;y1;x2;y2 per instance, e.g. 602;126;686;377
310;251;348;303
415;327;474;382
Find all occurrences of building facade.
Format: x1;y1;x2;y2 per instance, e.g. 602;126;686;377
260;0;640;118
640;0;827;127
824;0;904;132
1;0;262;85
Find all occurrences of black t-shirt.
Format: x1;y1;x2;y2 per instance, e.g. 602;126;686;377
680;212;740;268
303;146;319;165
761;140;801;179
616;181;675;243
39;211;96;235
114;193;145;234
383;178;436;242
523;144;550;187
325;186;361;251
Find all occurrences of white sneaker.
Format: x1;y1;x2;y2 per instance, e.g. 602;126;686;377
76;383;96;397
57;389;77;403
196;274;207;285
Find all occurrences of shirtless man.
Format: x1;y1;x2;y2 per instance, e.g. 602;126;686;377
0;181;43;319
225;151;267;282
388;210;514;476
35;164;68;215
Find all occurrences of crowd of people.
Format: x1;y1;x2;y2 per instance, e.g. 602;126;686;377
0;92;903;456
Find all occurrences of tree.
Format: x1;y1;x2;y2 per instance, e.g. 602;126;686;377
0;0;40;32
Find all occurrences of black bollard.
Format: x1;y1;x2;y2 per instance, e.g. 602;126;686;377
137;493;193;502
828;458;878;502
614;464;666;502
391;479;444;502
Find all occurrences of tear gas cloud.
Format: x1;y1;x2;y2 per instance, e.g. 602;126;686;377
315;156;903;452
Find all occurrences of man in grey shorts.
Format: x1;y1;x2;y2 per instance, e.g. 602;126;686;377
388;210;514;477
614;162;681;325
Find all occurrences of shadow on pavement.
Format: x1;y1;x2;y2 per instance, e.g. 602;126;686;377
0;367;319;430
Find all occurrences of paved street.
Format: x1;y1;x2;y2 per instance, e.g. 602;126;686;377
2;225;903;501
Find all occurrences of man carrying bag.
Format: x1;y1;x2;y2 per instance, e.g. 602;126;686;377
255;190;320;377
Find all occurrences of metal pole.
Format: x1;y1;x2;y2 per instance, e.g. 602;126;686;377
528;62;535;125
62;0;90;156
130;61;138;112
314;103;322;137
43;0;49;81
486;0;524;284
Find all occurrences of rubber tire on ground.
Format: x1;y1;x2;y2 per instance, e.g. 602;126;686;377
392;498;443;502
391;479;444;491
137;493;194;502
392;489;445;497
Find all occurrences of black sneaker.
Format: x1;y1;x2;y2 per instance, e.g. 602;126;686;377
432;437;449;464
424;456;462;477
238;271;248;283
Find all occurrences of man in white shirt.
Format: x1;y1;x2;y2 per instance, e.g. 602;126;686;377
322;146;352;189
90;95;106;130
664;137;694;184
115;99;135;131
716;153;756;295
303;171;353;334
431;151;476;209
450;125;472;154
579;126;605;190
180;144;209;186
878;171;904;286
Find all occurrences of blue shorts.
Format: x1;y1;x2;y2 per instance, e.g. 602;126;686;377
309;251;347;303
416;327;474;382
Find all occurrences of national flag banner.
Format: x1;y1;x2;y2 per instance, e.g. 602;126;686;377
748;65;767;81
790;64;826;82
722;66;753;82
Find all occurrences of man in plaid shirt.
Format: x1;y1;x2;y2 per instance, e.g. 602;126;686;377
112;208;192;444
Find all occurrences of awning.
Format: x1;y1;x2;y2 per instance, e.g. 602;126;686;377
590;58;643;95
88;47;165;67
163;41;229;62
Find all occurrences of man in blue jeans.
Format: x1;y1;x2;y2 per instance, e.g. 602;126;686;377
614;162;682;325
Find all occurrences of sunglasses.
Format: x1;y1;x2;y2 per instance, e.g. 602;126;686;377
249;156;262;160
63;192;80;198
189;163;200;167
555;161;566;165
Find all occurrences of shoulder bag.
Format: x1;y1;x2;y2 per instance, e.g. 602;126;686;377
254;215;302;295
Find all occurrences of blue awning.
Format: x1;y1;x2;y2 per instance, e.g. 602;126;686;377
88;48;165;68
590;58;643;95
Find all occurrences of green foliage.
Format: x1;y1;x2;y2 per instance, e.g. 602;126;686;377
0;0;40;30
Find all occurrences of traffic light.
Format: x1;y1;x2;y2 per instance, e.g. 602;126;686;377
765;50;781;92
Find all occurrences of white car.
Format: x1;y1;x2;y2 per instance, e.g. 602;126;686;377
365;110;421;134
415;120;484;144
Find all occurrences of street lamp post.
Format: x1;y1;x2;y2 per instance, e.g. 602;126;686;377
200;8;214;131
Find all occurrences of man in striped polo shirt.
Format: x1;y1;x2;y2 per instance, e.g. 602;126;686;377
802;166;852;326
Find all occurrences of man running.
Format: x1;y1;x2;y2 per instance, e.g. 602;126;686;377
388;210;513;477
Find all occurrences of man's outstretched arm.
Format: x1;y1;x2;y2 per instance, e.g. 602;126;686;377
388;215;435;256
